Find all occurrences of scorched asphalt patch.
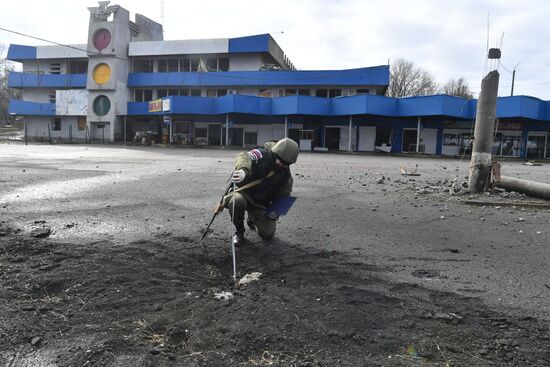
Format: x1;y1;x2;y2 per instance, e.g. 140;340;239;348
1;225;549;366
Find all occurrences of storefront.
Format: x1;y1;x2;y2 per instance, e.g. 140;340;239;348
442;129;473;156
492;122;523;157
526;132;548;159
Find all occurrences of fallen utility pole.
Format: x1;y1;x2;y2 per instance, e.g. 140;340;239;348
496;176;550;201
468;70;500;193
463;200;550;208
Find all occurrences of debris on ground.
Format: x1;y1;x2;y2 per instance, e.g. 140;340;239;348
1;231;548;366
30;226;51;238
237;272;262;285
524;161;543;166
400;164;420;176
213;291;234;301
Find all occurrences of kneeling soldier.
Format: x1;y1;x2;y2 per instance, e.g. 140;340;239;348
224;138;299;246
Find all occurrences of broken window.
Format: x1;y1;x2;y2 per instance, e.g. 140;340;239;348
157;89;168;98
190;59;199;72
195;128;207;138
217;89;227;96
206;58;218;72
329;89;342;98
52;118;61;131
195;127;208;145
259;89;272;97
190;89;201;96
300;130;314;140
168;89;179;96
158;59;168;72
218;57;230;71
168;59;179;72
134;59;153;72
356;89;370;95
298;89;310;96
526;134;546;159
68;60;88;74
375;127;393;147
315;89;328;98
180;58;190;72
143;89;153;101
135;89;143;102
134;89;153;102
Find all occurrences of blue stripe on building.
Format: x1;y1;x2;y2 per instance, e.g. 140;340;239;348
11;93;550;126
127;66;390;87
124;94;550;122
228;34;270;53
8;100;55;116
8;72;87;88
6;44;37;60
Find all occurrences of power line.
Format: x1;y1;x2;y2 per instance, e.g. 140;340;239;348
0;26;128;62
0;26;315;82
0;25;385;84
498;60;513;74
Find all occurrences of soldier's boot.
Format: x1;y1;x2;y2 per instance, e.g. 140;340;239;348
246;217;256;232
232;229;245;247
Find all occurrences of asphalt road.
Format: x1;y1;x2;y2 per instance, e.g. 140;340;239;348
1;143;549;321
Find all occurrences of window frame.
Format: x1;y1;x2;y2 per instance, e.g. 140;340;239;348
52;118;62;131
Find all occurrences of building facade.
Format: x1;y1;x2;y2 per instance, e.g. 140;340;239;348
7;2;550;160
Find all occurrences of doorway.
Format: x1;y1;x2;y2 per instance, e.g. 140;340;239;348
527;133;547;159
288;128;300;143
228;127;243;147
402;129;418;152
208;124;222;145
375;127;393;152
325;127;340;150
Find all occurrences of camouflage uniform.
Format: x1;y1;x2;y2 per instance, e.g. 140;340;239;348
224;141;293;240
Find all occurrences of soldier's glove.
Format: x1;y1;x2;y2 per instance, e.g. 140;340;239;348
266;211;279;221
231;169;246;183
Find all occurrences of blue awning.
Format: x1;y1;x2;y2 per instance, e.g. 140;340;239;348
127;94;550;121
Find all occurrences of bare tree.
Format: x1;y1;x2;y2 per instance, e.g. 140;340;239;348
0;44;21;126
440;77;473;99
386;58;438;98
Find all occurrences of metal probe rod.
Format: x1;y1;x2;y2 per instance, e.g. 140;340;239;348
231;182;237;282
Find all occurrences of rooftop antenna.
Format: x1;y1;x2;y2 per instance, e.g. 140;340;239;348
161;0;165;31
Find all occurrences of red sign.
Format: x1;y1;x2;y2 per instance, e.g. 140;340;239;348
498;121;522;130
148;99;162;113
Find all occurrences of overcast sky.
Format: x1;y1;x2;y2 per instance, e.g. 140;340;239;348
2;0;550;99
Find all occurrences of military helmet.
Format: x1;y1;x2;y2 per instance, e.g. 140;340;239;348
272;138;299;164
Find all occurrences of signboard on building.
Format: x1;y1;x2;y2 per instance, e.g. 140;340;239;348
163;115;171;124
162;98;171;112
55;90;89;115
148;99;162;112
498;121;522;130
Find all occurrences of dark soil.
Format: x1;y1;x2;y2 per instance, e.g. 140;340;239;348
1;224;549;366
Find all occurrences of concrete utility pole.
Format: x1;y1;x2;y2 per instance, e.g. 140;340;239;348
510;69;516;96
496;176;550;200
468;70;500;193
348;116;353;152
511;63;520;96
